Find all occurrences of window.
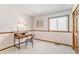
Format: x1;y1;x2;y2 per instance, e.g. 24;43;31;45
49;15;69;31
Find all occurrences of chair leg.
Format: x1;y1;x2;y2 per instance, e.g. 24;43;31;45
14;36;15;47
25;41;27;48
31;40;33;48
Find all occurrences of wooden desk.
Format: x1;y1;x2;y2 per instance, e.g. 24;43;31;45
14;33;32;49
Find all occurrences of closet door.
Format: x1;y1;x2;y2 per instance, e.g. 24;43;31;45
73;5;79;53
76;6;79;51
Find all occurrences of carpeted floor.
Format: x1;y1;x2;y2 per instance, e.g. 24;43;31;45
0;40;75;54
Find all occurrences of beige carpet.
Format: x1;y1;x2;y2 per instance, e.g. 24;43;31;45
0;40;75;54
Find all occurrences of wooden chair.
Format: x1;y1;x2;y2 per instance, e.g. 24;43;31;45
25;34;35;48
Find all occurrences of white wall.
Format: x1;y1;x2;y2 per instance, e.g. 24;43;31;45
0;6;33;50
33;10;72;31
0;6;72;50
33;10;72;45
0;33;14;49
0;6;33;32
34;31;72;45
0;33;28;49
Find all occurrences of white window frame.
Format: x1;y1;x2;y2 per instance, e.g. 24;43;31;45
48;15;69;32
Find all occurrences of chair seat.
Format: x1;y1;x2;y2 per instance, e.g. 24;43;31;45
25;34;34;48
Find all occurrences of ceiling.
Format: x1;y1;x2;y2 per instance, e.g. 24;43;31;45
0;4;73;17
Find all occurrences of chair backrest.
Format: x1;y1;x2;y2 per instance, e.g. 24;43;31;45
31;34;35;40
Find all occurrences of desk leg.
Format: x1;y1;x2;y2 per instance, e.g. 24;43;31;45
19;38;20;49
14;36;15;47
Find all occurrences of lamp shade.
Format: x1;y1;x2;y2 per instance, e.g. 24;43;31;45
17;24;26;33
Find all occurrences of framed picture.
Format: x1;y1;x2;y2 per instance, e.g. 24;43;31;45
36;19;43;27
